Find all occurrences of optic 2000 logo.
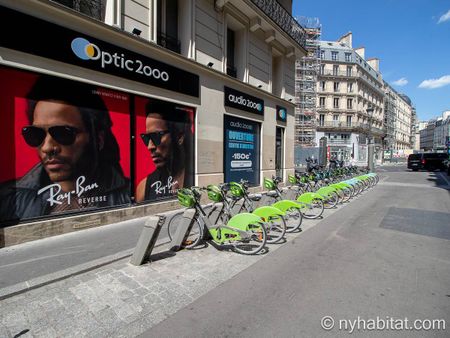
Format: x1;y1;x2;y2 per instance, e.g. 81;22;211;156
71;37;169;81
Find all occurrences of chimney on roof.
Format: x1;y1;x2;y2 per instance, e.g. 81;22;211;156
337;32;352;48
367;58;379;71
355;47;365;59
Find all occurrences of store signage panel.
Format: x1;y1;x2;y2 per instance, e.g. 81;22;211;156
276;105;287;122
224;86;264;116
224;115;260;185
0;6;199;97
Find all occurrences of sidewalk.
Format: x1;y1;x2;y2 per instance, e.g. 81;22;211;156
0;190;371;338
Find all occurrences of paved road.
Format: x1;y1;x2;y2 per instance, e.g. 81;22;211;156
143;166;450;337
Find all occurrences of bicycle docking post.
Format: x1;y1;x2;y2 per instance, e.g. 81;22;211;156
170;209;196;251
130;215;166;266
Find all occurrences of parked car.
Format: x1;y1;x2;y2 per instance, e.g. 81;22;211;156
407;153;422;171
421;153;447;171
407;153;447;171
444;159;450;176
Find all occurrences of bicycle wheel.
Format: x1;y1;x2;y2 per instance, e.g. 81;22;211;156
342;188;352;203
284;206;302;233
323;191;338;209
301;199;324;219
232;222;267;255
265;215;286;244
167;211;203;249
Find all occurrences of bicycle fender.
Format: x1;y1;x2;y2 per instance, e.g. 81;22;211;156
329;183;343;190
316;187;335;197
297;192;325;203
270;200;301;213
338;182;352;188
227;212;263;231
252;205;285;220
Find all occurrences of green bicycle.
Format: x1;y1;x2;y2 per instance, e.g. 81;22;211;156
168;186;268;255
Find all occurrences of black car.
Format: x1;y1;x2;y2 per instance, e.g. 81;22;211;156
408;153;448;171
407;153;421;171
421;153;447;171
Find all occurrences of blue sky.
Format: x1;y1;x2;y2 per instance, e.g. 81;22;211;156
293;0;450;121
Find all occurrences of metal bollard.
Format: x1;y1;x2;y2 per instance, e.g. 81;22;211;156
170;209;197;251
130;215;166;266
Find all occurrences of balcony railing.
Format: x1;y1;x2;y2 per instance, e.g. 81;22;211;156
320;70;355;77
327;138;352;145
298;120;317;127
157;31;181;54
317;121;385;134
250;0;306;48
318;121;357;129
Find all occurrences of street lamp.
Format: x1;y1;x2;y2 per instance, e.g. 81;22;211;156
366;104;375;172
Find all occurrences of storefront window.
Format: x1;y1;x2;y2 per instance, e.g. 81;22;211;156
0;67;131;225
134;97;195;202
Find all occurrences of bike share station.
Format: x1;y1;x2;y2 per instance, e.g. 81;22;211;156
130;169;380;266
129;131;379;265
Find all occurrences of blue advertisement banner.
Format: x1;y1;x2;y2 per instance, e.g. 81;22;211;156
224;115;260;185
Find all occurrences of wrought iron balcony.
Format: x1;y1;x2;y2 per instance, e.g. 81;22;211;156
327;138;352;145
250;0;306;49
317;121;378;132
319;70;356;78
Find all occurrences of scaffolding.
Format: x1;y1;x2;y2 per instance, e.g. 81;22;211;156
384;89;396;152
294;17;321;147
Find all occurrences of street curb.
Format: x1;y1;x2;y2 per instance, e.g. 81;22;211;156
0;236;174;301
0;248;133;301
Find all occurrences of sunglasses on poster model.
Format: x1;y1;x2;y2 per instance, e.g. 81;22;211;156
140;130;170;147
22;125;82;147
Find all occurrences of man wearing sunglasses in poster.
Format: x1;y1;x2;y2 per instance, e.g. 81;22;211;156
0;75;131;223
136;100;194;202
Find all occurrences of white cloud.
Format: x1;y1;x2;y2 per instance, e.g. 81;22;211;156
418;75;450;89
438;9;450;23
392;77;408;86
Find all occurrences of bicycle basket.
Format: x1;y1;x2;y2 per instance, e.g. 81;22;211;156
177;188;196;208
207;184;223;202
264;177;276;190
229;182;245;198
288;174;297;184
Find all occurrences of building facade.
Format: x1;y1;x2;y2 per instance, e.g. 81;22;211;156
314;32;385;164
415;121;428;150
383;85;414;158
420;120;436;151
0;0;306;245
410;106;417;150
433;111;450;151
